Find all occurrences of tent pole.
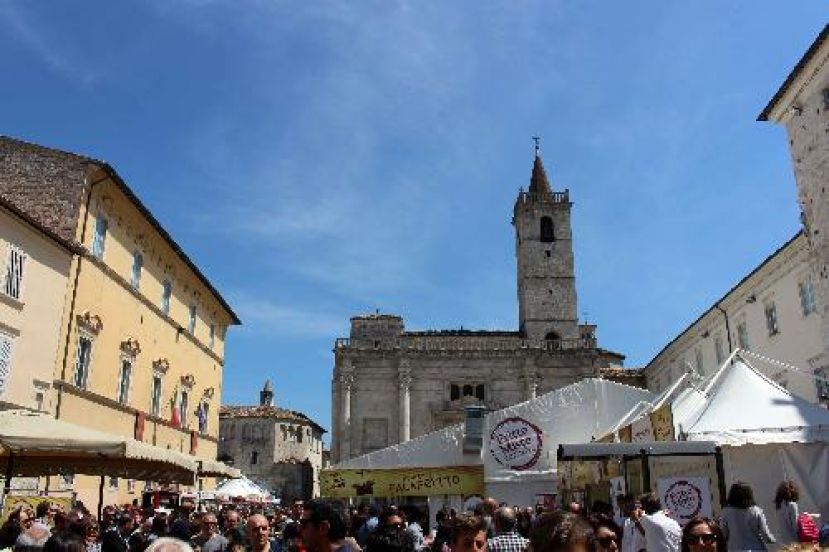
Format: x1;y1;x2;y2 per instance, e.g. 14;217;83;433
3;453;14;502
97;475;105;520
640;449;651;493
714;447;727;508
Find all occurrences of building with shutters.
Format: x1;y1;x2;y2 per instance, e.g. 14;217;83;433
331;153;627;463
0;137;240;506
643;231;827;404
0;195;73;413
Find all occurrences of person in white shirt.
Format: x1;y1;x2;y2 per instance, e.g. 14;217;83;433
633;493;681;552
774;480;800;545
618;495;646;552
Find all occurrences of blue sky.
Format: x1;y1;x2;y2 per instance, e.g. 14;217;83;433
1;1;826;443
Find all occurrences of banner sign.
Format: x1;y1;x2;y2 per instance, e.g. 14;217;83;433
320;465;484;498
650;405;675;441
488;417;543;471
656;477;712;526
615;405;675;443
2;496;73;523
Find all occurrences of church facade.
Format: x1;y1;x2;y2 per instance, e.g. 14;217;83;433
331;154;626;463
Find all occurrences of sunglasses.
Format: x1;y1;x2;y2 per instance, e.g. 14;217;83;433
597;536;619;548
688;534;717;545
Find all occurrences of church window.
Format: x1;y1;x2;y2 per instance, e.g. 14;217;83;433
545;250;551;258
297;428;303;443
251;451;258;465
544;331;560;341
450;384;460;401
475;384;485;401
540;217;555;242
462;384;473;397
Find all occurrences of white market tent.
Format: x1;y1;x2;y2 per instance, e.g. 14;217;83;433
483;378;653;504
569;354;829;536
213;475;271;501
332;378;654;506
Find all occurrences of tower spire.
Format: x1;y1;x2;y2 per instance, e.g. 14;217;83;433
528;137;552;198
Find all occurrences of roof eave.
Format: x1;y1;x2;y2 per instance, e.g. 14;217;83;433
93;161;241;325
758;24;829;122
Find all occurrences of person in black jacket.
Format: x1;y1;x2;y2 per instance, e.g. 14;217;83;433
101;515;133;552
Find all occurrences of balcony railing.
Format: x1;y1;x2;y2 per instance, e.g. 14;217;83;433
334;335;597;352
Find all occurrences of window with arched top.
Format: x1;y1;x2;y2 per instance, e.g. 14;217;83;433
540;217;554;242
462;384;473;397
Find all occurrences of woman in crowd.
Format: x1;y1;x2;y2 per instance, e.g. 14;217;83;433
681;518;725;552
774;481;800;545
719;482;775;551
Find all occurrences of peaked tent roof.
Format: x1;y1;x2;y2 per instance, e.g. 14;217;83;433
528;155;553;198
680;359;829;445
214;476;270;499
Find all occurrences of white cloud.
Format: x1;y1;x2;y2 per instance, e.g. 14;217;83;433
231;293;347;338
0;1;98;85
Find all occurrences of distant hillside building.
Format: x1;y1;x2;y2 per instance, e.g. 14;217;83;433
219;381;326;499
331;154;626;463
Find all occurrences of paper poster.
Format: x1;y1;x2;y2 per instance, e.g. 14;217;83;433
631;416;655;442
657;477;712;525
650;405;675;441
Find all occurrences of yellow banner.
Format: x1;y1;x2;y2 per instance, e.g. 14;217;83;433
2;496;73;523
320;466;484;498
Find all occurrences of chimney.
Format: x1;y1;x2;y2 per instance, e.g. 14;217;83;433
463;405;486;454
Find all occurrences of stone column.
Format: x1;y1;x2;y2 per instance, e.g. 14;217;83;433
398;360;412;443
339;368;355;461
522;367;538;401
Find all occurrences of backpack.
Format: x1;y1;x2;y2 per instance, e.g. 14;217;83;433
797;512;819;543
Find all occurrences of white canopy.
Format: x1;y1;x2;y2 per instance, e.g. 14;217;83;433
484;378;654;482
0;410;198;482
678;359;829;445
334;422;472;469
213;476;271;500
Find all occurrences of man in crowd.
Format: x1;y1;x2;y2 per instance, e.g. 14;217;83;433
223;510;243;543
450;513;487;552
102;514;135;552
191;514;228;552
634;493;680;552
617;495;645;552
480;499;498;540
486;507;528;552
355;506;378;549
171;501;196;542
246;515;274;552
300;500;349;552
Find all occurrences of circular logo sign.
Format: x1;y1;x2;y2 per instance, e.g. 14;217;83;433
489;417;543;471
663;480;703;523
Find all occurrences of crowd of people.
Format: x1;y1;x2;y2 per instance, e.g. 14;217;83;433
0;479;825;552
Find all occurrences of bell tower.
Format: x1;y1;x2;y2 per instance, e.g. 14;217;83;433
513;147;578;341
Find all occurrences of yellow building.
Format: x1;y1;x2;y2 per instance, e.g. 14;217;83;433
0;137;240;506
0;196;73;414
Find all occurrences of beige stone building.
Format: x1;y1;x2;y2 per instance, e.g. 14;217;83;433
331;154;625;463
0;196;73;413
0;137;240;506
643;231;826;403
219;381;326;500
759;24;829;391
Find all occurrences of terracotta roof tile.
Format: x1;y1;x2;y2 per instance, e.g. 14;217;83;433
219;405;326;433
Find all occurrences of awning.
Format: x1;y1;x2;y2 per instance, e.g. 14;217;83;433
0;410;198;482
557;440;719;460
198;459;241;479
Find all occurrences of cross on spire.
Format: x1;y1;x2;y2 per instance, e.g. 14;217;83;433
532;135;541;157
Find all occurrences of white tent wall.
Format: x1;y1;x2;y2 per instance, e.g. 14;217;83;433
483;378;653;507
333;423;476;469
723;443;829;543
486;480;555;507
